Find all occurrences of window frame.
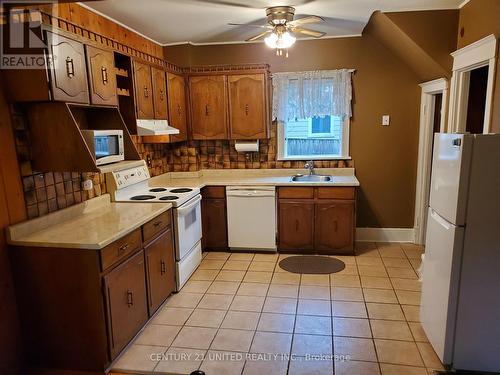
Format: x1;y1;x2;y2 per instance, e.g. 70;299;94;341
277;116;351;161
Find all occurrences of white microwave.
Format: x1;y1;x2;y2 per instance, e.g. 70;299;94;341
81;130;125;166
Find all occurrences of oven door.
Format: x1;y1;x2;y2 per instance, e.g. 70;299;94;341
174;194;202;261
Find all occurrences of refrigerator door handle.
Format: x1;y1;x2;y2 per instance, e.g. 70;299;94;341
430;208;452;230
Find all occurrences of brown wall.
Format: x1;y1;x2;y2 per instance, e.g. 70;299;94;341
458;0;500;133
166;35;422;228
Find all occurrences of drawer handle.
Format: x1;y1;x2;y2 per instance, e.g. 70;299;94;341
65;56;75;78
144;86;149;98
101;66;108;84
205;104;210;116
160;89;164;101
153;220;162;228
245;104;249;115
126;290;134;307
118;243;129;255
160;260;166;275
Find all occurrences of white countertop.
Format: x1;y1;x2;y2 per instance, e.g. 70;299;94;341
7;195;172;249
148;168;360;189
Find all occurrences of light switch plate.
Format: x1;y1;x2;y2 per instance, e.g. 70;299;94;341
382;115;390;126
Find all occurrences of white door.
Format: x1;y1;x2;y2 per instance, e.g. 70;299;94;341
421;208;464;365
429;133;472;225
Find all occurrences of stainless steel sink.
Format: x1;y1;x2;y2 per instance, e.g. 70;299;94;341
290;174;333;182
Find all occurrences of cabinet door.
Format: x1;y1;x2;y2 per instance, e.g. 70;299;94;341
103;251;148;359
315;201;355;254
133;61;154;119
278;200;315;251
46;31;89;103
85;45;117;106
202;198;228;250
152;67;168;120
189;75;228;140
145;228;176;315
167;73;188;142
228;74;267;139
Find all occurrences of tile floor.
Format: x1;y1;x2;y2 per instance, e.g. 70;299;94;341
113;242;444;375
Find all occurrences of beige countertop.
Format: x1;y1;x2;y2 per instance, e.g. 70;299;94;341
7;195;172;250
148;168;360;189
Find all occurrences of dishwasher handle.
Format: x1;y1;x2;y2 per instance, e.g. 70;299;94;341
226;190;275;198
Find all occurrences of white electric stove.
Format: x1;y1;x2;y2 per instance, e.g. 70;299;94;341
106;165;202;291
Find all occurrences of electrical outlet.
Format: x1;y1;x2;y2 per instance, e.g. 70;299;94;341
382;115;390;126
82;179;93;191
146;154;152;167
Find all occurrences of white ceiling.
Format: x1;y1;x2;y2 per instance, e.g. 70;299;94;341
81;0;466;46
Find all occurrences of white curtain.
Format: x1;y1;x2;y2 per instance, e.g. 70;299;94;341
272;69;353;122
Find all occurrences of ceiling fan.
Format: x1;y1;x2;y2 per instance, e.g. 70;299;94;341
229;6;326;57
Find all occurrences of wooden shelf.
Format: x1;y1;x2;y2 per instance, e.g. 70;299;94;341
115;68;129;77
116;88;130;97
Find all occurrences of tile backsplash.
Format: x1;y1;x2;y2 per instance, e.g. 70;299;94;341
13;108;352;219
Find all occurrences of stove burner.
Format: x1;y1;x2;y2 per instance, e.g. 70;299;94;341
130;195;155;201
159;196;179;201
149;188;167;192
170;188;193;193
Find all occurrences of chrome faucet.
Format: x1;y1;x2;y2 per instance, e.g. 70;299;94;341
304;160;315;175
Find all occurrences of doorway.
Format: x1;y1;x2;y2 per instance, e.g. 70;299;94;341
465;65;489;134
414;79;448;245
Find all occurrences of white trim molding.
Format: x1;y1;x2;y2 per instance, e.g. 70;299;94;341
448;34;498;133
414;78;448;245
356;228;416;243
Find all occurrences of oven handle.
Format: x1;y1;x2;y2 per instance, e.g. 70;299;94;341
176;194;202;214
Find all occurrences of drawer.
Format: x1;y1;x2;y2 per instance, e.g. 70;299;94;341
142;211;172;243
278;187;314;199
202;186;226;199
317;187;355;200
100;229;142;271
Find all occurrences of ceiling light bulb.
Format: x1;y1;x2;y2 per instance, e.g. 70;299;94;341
264;33;278;48
278;31;296;49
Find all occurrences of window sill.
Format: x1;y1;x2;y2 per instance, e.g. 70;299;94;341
278;156;352;161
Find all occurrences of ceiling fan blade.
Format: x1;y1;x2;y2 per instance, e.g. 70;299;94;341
288;15;324;27
228;23;272;29
292;27;326;38
246;30;272;42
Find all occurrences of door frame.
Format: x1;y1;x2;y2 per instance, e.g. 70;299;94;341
448;34;498;134
414;78;448;244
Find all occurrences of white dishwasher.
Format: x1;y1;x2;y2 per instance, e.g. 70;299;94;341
226;186;277;251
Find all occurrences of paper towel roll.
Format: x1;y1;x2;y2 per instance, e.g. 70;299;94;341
234;140;259;152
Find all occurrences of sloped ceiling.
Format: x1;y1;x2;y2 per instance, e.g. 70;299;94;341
81;0;464;45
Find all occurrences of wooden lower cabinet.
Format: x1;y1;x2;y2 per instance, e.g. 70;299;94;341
144;228;176;314
315;201;355;254
201;186;228;250
104;250;148;359
278;200;315;252
277;187;356;254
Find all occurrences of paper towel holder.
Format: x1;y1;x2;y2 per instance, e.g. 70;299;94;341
234;140;259;153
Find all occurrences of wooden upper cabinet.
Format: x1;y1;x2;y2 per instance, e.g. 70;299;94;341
278;201;315;251
144;228;175;315
167;72;188;142
189;75;228;140
228;73;268;140
315;201;355;253
103;250;148;359
85;45;117;106
46;31;89;104
152;67;168;120
133;60;154;119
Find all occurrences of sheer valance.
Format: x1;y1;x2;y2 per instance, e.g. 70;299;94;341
272;69;353;122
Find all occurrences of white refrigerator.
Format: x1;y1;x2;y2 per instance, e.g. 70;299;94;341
421;133;500;373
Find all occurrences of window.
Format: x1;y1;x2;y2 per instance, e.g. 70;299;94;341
272;69;353;161
278;115;349;160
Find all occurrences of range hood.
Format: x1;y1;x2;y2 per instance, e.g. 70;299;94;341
136;119;180;136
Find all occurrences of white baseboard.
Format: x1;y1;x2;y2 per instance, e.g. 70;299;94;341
356;227;415;243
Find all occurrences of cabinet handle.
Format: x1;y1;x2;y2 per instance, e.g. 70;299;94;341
144;86;149;98
153;220;162;228
245;104;249;115
160;260;166;275
205;104;210;116
126;290;134;307
118;243;129;255
65;56;74;78
159;89;164;101
101;66;108;84
177;104;181;115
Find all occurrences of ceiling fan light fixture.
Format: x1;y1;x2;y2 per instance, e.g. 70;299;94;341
264;31;296;49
